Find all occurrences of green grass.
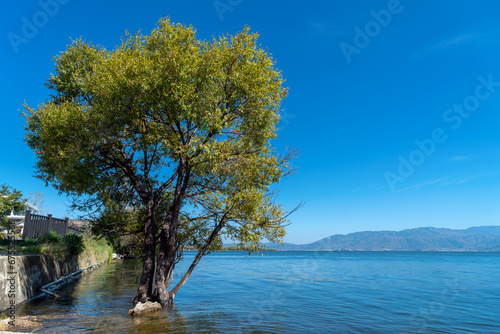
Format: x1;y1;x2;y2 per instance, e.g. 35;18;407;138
0;232;113;266
0;238;42;254
40;242;67;261
78;234;113;267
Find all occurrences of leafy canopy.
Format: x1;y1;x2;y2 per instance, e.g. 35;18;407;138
1;184;26;218
24;18;293;252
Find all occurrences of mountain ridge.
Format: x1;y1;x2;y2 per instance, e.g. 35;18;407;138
266;226;500;251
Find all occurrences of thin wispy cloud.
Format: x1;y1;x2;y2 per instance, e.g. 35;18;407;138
411;31;487;59
431;33;483;50
397;177;448;192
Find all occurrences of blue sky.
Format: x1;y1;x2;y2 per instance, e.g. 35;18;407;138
2;0;500;244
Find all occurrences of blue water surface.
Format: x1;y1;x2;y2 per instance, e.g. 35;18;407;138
18;251;500;333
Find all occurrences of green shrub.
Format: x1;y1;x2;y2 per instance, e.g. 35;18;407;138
62;233;85;256
44;230;61;243
23;238;39;246
22;245;41;254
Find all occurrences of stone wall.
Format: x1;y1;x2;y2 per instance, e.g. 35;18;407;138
0;255;79;311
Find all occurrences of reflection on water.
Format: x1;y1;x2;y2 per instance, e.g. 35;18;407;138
15;252;500;333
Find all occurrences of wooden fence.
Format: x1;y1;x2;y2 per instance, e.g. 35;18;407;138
22;210;69;239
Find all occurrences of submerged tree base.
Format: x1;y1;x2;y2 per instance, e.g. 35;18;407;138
128;301;162;316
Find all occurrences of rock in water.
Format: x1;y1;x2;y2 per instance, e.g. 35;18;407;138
128;301;162;316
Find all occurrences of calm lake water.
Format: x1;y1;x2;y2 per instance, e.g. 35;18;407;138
17;251;500;333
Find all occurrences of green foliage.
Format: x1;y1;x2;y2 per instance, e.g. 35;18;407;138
21;244;42;254
178;217;224;253
63;232;85;255
23;18;299;300
23;238;39;246
43;230;61;243
89;195;146;258
40;242;67;261
0;184;27;228
0;219;8;232
78;232;113;266
107;233;142;258
0;238;40;251
0;233;106;264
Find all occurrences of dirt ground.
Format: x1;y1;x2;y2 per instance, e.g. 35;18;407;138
0;314;79;332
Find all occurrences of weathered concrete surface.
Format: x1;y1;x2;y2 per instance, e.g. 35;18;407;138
0;255;79;311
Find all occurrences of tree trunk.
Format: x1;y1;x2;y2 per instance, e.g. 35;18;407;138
162;223;179;300
167;217;226;304
133;202;156;304
153;213;171;305
155;163;190;305
154;205;181;305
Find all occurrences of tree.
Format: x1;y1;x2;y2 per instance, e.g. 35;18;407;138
1;184;27;228
24;18;299;306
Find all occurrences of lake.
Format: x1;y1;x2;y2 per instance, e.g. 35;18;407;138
16;251;500;333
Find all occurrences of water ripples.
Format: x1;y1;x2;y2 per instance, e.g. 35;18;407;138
15;251;500;333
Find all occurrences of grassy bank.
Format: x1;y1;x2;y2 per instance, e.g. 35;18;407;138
0;232;113;267
78;233;113;267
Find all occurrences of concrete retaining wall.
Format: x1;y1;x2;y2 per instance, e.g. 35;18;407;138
0;255;79;310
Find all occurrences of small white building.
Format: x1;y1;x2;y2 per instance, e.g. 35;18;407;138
4;204;39;235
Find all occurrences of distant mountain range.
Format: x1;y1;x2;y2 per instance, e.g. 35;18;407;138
264;226;500;252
